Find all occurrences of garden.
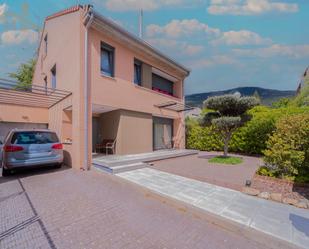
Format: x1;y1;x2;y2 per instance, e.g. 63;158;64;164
186;79;309;208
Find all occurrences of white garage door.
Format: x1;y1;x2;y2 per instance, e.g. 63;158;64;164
0;122;48;143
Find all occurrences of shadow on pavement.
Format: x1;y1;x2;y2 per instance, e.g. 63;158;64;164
289;213;309;236
0;165;70;184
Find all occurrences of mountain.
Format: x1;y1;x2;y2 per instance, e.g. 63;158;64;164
185;87;296;107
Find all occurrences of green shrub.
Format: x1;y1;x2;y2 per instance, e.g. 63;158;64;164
263;114;309;176
186;121;223;151
186;106;309;155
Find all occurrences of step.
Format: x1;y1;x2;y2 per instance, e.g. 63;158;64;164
94;162;149;174
93;150;198;167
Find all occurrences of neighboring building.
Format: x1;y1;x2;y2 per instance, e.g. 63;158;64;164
185;107;201;119
296;67;309;95
0;5;190;169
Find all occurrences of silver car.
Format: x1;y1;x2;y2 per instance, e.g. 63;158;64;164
1;129;63;176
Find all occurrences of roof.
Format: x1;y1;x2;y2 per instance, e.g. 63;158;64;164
46;5;82;21
42;5;190;77
90;9;190;76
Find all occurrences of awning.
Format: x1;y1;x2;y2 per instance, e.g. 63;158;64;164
155;101;194;112
0;78;72;108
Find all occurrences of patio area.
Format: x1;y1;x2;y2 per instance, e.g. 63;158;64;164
150;151;262;191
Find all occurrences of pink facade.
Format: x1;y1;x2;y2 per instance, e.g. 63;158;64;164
29;5;191;169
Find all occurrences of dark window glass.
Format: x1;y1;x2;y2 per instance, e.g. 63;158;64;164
44;34;48;55
101;42;114;77
134;59;142;85
51;65;56;89
44;76;48;93
11;132;59;144
152;73;173;96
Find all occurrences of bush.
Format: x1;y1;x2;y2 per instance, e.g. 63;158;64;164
263;114;309;176
186;106;309;155
186;119;223;151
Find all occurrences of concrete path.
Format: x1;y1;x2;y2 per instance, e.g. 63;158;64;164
117;168;309;249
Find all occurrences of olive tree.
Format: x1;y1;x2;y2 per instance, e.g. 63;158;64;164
202;94;259;157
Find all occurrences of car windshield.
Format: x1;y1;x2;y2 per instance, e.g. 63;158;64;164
11;131;59;144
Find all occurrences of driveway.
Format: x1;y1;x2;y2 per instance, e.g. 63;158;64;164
0;167;281;249
151;151;262;190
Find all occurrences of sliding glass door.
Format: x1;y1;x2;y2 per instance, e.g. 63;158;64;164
153;117;173;150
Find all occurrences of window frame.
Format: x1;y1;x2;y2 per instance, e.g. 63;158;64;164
100;42;115;77
51;65;56;89
134;59;142;86
44;34;48;56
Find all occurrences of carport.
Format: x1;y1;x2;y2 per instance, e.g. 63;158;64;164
0;78;72;142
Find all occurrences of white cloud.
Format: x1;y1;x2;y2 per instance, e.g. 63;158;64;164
146;19;220;38
233;44;309;58
211;30;272;46
147;38;204;56
104;0;201;11
1;29;39;45
189;55;240;68
208;0;299;15
0;3;8;23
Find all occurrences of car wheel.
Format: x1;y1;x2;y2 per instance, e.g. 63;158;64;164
2;167;11;177
54;163;62;169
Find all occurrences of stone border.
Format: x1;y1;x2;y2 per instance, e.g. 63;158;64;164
242;186;309;209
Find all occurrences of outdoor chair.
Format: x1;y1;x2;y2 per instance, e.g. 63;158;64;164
95;139;116;155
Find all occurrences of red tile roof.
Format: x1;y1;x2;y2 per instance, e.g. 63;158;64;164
46;5;82;21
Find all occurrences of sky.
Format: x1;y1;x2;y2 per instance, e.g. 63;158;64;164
0;0;308;95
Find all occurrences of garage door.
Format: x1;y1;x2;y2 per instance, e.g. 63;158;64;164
0;122;48;143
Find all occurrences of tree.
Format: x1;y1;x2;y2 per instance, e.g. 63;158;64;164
202;94;259;157
9;59;36;90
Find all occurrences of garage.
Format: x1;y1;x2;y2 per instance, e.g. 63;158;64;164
0;122;48;143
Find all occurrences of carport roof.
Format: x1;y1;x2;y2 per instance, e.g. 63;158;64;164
0;78;72;108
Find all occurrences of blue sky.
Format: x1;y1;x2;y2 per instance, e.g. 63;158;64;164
0;0;308;94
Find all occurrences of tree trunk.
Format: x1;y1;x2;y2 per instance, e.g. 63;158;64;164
223;132;231;157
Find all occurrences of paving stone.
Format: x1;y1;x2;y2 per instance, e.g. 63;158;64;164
118;168;309;249
0;168;278;249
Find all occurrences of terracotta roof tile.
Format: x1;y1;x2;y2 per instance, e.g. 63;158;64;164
46;5;82;21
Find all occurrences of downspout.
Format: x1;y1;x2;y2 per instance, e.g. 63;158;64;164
83;6;94;170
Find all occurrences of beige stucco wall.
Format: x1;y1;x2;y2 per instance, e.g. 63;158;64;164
0;104;48;123
118;110;153;155
33;9;88;169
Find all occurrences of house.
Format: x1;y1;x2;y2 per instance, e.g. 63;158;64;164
0;5;190;170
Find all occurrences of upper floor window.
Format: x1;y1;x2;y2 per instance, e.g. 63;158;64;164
51;65;56;89
152;73;173;96
100;42;114;77
44;34;48;56
134;59;142;85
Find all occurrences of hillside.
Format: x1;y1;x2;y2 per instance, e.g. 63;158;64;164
185;87;296;107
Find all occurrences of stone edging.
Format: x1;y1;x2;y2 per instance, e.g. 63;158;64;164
242;186;309;209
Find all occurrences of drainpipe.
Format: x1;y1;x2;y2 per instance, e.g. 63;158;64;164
83;6;94;170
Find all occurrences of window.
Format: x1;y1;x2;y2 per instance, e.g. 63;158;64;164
44;34;48;56
11;131;59;144
44;76;48;93
134;59;142;85
152;73;173;96
100;42;114;77
51;65;56;89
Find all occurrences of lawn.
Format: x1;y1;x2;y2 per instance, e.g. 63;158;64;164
208;156;243;165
